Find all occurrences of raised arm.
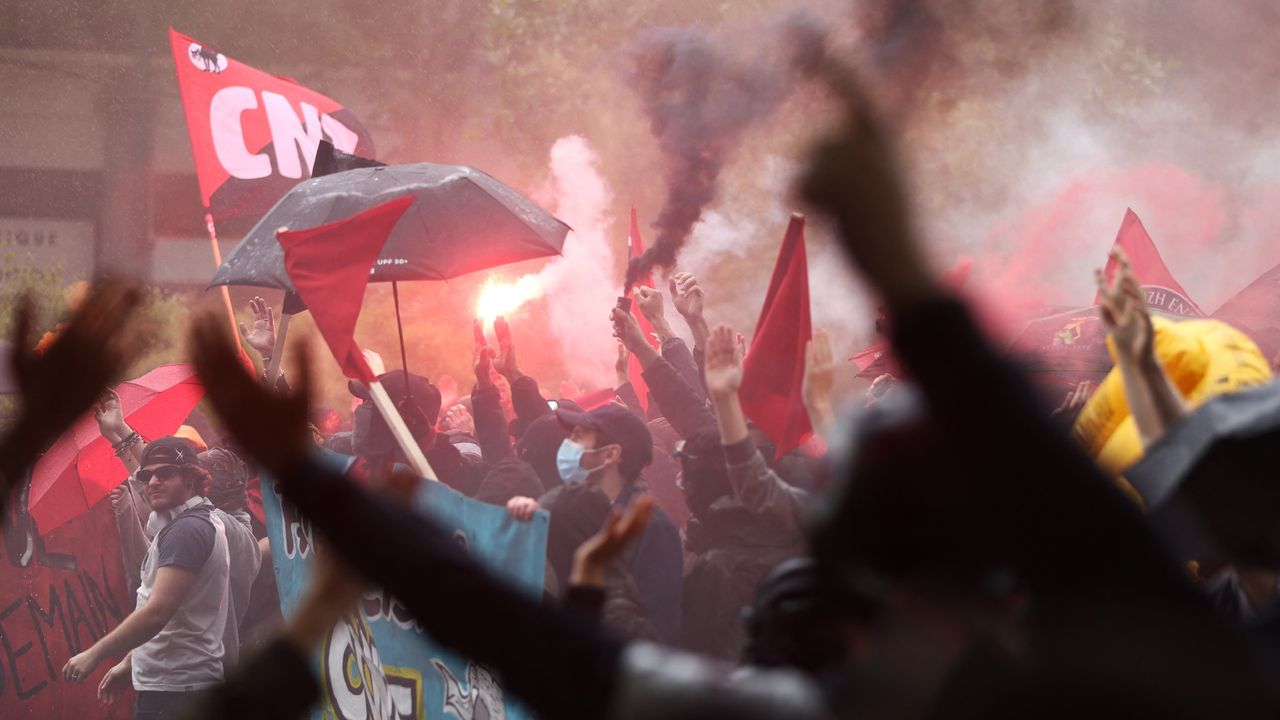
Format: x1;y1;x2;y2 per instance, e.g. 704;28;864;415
636;285;703;394
797;52;1181;594
1;282;143;513
1095;249;1187;448
802;330;837;436
493;316;553;430
613;307;715;436
704;324;806;529
471;319;513;461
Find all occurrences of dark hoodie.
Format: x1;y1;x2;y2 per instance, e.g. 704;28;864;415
541;483;660;641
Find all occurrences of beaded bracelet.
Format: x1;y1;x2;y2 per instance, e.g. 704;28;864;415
112;432;141;457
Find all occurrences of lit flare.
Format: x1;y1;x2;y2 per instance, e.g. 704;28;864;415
476;275;544;326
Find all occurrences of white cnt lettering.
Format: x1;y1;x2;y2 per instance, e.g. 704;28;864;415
210;87;364;180
210;86;272;179
263;91;323;179
321;114;360;154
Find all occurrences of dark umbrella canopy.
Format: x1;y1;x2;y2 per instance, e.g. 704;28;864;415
1126;381;1280;566
210;163;571;290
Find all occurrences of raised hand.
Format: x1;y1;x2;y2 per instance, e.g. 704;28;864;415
473;319;496;388
493;315;522;381
668;272;705;320
188;313;313;478
2;281;144;498
1095;248;1153;362
238;296;277;360
634;287;664;325
796;46;932;307
1050;381;1096;420
704;324;744;398
570;495;654;588
94;388;127;441
439;404;475;436
803;330;836;431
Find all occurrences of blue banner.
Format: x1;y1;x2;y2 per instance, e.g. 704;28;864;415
262;452;548;720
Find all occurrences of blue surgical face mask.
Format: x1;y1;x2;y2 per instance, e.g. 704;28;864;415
556;439;593;485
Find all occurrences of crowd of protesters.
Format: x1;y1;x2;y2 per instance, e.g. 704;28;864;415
5;53;1280;720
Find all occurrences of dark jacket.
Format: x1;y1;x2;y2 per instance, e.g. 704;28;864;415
661;337;707;405
617;480;684;645
543;481;683;645
641;357;717;439
510;374;552;439
424;433;486;498
471;382;514;463
681;500;804;660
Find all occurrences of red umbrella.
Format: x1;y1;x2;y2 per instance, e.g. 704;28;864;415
28;364;205;534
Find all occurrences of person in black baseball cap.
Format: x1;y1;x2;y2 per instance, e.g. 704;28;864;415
349;371;486;496
552;404;653;495
512;403;683;643
349;371;442;464
137;436;211;513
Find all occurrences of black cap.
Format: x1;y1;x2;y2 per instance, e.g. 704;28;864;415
140;436;202;468
350;371;443;427
556;404;653;481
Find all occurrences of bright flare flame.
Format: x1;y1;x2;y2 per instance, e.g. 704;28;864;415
476;275;545;326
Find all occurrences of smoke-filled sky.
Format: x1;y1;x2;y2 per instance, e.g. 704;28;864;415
5;0;1280;406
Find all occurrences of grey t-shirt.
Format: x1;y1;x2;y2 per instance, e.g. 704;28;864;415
132;501;231;691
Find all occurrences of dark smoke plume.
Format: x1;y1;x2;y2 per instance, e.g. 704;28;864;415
625;26;795;289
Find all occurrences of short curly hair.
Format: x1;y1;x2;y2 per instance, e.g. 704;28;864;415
180;464;213;497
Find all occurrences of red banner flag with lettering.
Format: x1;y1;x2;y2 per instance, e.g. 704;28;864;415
277;196;414;383
168;27;376;225
627;207;659;412
740;214;813;462
1096;208;1203;317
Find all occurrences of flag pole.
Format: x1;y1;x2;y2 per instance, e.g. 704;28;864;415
366;379;438;482
391;280;412;399
264;312;291;385
204;211;245;355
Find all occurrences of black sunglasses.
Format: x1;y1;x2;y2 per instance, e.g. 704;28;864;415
137;465;184;484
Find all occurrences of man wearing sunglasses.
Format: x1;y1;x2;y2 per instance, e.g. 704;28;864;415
63;436;231;719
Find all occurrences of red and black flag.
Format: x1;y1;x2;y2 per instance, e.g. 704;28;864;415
1097;208;1203;318
168;28;376;226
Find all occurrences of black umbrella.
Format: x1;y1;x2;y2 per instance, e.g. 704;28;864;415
211;144;571;386
1126;381;1280;567
210;162;570;290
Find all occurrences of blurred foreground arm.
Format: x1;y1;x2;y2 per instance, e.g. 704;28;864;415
1;281;143;518
797;52;1182;593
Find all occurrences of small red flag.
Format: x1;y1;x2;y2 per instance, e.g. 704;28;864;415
627;207;659;410
277;196;414;383
850;341;894;378
740;214;813;462
1096;208;1203;317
